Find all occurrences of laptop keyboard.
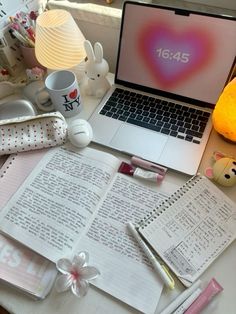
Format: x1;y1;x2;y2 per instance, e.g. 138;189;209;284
99;88;211;144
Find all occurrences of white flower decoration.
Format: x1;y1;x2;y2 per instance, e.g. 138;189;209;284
55;251;100;297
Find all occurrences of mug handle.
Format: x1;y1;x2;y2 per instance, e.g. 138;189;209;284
35;87;55;112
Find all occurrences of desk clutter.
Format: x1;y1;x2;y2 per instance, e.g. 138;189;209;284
0;3;235;314
0;143;235;313
9;10;37;48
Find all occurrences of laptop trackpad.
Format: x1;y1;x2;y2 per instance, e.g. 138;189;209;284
110;124;168;162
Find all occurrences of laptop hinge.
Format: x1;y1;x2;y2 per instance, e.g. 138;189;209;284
174;9;190;16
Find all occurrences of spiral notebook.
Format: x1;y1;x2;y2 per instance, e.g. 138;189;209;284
137;174;236;287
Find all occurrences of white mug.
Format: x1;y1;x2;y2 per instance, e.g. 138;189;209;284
35;70;82;118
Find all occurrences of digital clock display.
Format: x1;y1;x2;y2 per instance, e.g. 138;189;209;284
137;24;212;89
156;48;190;63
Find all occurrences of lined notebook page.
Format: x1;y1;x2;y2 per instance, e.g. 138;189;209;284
0;149;57;299
139;175;236;286
0;149;47;208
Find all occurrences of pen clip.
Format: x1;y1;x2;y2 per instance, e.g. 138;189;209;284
161;264;175;289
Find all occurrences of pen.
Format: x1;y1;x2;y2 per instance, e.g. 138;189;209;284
173;288;202;314
127;222;175;289
131;156;167;175
159;279;202;314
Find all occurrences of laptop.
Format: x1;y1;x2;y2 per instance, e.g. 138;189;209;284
89;1;236;175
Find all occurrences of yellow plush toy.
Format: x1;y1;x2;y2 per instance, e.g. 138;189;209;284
212;77;236;142
205;151;236;187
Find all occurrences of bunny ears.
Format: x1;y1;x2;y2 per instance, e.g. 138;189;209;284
84;40;103;63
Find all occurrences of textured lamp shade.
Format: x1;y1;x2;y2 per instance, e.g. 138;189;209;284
35;9;86;69
212;78;236;143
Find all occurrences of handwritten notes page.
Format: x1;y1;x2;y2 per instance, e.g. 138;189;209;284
0;145;178;314
76;174;177;313
139;175;236;286
0;146;120;261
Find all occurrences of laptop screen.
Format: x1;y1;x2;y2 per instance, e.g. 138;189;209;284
116;1;236;106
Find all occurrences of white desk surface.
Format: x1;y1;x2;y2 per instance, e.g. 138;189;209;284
0;75;235;314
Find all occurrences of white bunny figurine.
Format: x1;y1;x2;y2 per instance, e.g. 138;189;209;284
84;40;111;98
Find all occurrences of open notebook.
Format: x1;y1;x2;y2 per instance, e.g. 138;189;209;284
0;146;179;314
137;174;236;287
89;1;236;175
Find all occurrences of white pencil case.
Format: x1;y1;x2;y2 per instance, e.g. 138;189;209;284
0;111;67;155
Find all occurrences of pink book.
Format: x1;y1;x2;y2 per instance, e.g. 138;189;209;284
0;149;57;299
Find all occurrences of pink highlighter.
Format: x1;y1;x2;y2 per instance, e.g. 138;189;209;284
184;278;223;314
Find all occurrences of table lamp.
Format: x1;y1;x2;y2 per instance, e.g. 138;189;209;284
35;9;86;76
212;78;236;143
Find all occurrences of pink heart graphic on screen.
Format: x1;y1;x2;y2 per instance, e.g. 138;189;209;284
69;89;78;99
138;25;213;88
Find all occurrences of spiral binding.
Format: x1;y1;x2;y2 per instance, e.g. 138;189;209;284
138;174;204;229
0;154;18;179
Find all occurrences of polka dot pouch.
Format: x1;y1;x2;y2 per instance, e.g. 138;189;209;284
0;111;67;155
